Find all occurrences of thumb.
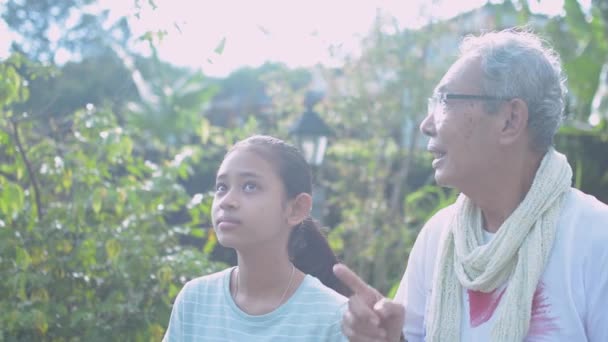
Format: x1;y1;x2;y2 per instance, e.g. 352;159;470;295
373;299;405;342
373;299;405;321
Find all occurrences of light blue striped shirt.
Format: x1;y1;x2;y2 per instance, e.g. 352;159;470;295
163;268;348;341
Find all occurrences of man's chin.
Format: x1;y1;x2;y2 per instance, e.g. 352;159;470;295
433;172;455;188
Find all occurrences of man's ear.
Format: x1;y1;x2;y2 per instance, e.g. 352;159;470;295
499;98;529;145
286;193;312;227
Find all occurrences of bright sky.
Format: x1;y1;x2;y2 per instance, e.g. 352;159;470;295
1;0;572;77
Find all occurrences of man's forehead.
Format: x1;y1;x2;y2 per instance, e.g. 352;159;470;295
435;56;483;93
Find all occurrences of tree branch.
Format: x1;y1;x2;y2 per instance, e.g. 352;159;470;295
11;119;43;221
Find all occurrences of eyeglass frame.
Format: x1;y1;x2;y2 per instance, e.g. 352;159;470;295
427;93;513;115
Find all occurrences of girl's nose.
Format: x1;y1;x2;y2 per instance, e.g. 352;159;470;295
218;190;239;210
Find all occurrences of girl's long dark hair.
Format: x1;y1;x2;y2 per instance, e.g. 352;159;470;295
228;135;351;297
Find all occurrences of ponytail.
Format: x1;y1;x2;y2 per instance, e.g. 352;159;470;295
288;217;352;297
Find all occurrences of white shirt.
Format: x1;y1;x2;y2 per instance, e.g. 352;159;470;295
395;188;608;341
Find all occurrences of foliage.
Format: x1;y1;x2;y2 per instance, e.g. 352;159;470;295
126;47;219;151
2;0;131;63
12;52;140;123
540;0;608;201
0;53;227;341
542;0;608;120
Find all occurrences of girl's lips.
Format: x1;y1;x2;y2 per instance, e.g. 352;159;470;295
216;218;241;230
218;221;239;230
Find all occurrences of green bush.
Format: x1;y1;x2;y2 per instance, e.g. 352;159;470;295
0;54;225;341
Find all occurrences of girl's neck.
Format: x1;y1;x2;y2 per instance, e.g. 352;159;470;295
230;248;304;315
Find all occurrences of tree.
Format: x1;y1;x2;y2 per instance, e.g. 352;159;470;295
530;0;608;202
0;53;228;341
2;0;130;63
12;52;140;126
537;0;608;121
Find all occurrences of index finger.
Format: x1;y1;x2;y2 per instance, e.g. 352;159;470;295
333;264;381;301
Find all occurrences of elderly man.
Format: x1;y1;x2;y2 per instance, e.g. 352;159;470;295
334;29;608;341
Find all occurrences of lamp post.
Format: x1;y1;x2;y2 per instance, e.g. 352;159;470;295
289;93;333;221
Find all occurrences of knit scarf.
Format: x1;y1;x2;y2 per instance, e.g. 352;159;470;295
426;148;572;341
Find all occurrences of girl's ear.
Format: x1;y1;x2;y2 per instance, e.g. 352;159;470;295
286;193;312;227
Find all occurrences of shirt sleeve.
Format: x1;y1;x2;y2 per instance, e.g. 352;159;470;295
163;283;189;342
394;229;428;342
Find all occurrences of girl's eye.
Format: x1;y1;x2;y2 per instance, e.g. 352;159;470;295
243;182;258;192
215;183;227;193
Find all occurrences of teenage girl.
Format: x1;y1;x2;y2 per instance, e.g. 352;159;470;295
164;135;351;341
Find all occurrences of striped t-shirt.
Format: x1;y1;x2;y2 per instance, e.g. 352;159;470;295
163;268;348;341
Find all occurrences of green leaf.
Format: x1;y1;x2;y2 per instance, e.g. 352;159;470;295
168;283;180;299
16;273;27;300
386;280;401;299
564;0;590;40
2;182;25;216
0;129;8;144
0;62;23;105
157;266;173;286
203;230;217;255
5;310;19;330
15;246;32;270
79;238;98;268
189;228;206;238
62;169;73;190
33;309;49;336
120;136;134;158
199;118;211;144
105;239;121;261
91;187;107;214
149;324;165;341
31;288;50;303
57;239;73;254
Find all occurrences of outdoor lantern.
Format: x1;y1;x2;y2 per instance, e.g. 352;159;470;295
288;102;333;166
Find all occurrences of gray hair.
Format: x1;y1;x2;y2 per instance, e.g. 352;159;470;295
459;29;567;153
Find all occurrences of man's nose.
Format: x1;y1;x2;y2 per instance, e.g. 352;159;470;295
419;112;436;137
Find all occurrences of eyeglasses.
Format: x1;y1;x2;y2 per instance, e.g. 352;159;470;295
427;93;512;115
